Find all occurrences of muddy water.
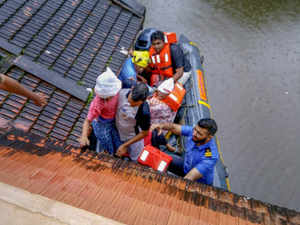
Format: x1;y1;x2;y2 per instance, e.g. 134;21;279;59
138;0;300;210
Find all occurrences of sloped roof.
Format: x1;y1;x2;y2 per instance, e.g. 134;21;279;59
0;0;144;148
0;0;143;84
0;1;300;225
0;66;88;147
0;127;299;225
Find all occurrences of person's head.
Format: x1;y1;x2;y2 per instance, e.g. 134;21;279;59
192;118;218;144
128;82;149;107
94;67;122;99
151;30;165;53
132;50;150;74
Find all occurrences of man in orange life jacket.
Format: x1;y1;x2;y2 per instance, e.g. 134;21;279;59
149;30;191;87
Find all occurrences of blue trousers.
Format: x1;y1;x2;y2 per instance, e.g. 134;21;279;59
168;154;186;177
92;119;122;155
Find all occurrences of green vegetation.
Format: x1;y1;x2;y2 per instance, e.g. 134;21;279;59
207;0;300;27
105;56;112;67
76;80;85;86
86;88;94;105
0;50;15;73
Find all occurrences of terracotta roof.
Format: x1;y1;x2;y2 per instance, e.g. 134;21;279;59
0;1;300;224
0;127;299;225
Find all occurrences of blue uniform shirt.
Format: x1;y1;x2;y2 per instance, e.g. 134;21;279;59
181;125;219;185
118;58;137;88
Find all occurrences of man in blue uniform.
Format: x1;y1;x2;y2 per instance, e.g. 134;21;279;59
151;118;218;185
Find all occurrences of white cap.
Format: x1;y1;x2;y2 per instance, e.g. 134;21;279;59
94;67;122;98
157;78;174;94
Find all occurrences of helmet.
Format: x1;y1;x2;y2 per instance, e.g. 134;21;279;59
132;50;149;68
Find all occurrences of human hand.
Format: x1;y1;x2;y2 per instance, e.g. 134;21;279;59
116;144;128;157
128;77;137;83
137;75;147;84
166;144;176;152
32;92;48;107
150;124;162;135
128;48;133;56
79;136;90;148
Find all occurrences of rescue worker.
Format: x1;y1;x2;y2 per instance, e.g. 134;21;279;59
151;118;218;185
149;30;191;87
0;73;47;107
79;68;122;155
115;82;150;161
118;50;150;88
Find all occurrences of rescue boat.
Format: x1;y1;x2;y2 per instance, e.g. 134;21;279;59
135;28;230;190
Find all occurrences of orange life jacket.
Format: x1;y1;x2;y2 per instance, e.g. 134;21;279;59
138;145;173;172
161;82;186;112
149;32;177;79
163;32;177;44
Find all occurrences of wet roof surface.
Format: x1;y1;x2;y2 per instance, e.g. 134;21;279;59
0;0;144;148
0;0;142;86
0;128;299;225
0;0;300;224
0;67;87;147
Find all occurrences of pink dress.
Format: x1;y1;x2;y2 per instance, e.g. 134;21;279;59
87;94;119;121
87;94;121;155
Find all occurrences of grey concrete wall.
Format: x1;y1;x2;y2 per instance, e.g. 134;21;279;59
0;182;124;225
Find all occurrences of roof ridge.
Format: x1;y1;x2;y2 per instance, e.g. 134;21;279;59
14;55;88;101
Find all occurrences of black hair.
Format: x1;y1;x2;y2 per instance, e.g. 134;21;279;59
131;82;149;102
197;118;218;136
151;30;165;42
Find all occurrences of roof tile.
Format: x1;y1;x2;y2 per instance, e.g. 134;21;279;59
0;128;299;225
1;1;299;224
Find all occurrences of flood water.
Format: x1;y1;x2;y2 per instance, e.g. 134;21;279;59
138;0;300;210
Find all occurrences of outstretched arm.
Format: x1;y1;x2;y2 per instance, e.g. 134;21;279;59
79;118;91;147
116;130;148;157
0;74;47;107
184;168;203;181
185;159;217;182
173;67;184;82
150;122;182;136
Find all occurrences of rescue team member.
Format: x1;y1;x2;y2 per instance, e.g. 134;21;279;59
0;73;47;107
151;118;218;185
118;50;150;88
149;30;191;86
115;82;150;161
79;68;122;155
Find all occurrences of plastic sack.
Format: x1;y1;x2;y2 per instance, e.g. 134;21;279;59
94;67;122;98
118;58;137;88
157;78;174;94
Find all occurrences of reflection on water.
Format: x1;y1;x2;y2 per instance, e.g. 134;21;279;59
208;0;300;27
